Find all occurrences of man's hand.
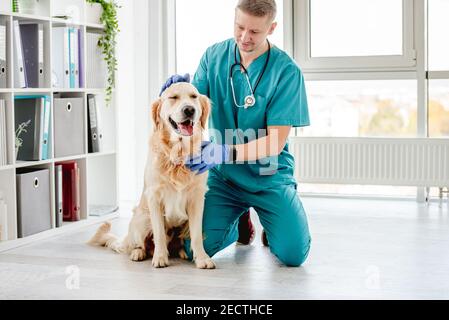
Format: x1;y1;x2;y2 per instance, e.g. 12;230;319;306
185;141;231;174
159;73;190;96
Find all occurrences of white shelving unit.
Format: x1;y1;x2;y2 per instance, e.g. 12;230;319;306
0;0;119;251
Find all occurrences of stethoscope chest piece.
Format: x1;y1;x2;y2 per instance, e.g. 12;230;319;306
244;95;255;108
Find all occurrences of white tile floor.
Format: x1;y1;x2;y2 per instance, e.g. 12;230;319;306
0;197;448;300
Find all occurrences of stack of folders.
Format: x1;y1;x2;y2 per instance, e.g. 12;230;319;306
55;161;80;222
13;20;45;88
14;96;51;161
52;26;83;88
86;32;107;89
87;94;104;153
0;99;7;166
0;191;7;241
0;20;7;88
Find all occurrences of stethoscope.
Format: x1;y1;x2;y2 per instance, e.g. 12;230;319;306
229;39;271;109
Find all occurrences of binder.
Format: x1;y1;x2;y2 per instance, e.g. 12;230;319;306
19;23;45;88
52;27;70;88
87;94;103;153
54;97;84;157
0;21;7;88
0;99;6;165
69;28;79;89
0;197;7;241
13;20;27;88
86;32;107;88
41;96;50;160
15;97;41;161
55;165;63;227
78;29;84;88
58;162;80;222
16;168;52;238
15;96;50;161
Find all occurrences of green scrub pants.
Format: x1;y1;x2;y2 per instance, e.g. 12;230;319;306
185;169;312;267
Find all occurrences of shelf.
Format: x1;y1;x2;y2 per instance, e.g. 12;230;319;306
0;211;120;253
0;164;14;172
0;0;118;251
15;159;53;168
12;12;51;22
54;154;87;162
14;88;53;93
51;17;84;26
52;88;86;93
85;22;105;30
87;151;116;158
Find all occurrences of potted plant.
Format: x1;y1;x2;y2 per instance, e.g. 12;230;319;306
86;0;120;105
15;120;31;159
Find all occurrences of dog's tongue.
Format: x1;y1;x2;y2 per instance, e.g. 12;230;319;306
179;123;194;136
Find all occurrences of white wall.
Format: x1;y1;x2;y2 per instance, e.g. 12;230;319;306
116;0;152;203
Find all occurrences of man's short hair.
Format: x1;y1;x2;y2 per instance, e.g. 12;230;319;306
236;0;277;21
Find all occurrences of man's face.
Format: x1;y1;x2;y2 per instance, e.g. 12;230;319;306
234;9;277;54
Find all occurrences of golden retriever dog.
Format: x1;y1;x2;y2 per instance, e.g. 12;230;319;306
88;82;215;269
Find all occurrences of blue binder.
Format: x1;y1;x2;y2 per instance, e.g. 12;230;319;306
41;96;51;160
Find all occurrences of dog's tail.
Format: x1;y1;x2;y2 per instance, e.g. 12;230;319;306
87;221;124;253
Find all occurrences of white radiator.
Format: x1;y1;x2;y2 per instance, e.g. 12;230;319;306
290;137;449;187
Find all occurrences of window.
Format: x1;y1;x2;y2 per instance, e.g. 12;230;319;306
428;0;449;71
175;0;283;76
299;80;417;137
428;0;449;137
428;80;449;137
295;0;415;71
310;0;402;58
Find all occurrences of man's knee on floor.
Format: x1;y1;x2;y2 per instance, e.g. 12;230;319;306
274;239;311;267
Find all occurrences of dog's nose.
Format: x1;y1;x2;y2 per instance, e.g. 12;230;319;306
183;106;196;118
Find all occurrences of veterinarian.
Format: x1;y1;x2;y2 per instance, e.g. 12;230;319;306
161;0;311;267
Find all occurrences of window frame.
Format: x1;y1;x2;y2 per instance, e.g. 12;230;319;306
294;0;416;72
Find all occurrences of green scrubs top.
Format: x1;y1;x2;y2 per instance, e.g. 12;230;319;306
192;38;310;193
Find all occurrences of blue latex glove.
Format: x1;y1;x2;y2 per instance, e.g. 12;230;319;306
159;73;191;96
185;141;231;174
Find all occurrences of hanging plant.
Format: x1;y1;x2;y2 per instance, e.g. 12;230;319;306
86;0;120;105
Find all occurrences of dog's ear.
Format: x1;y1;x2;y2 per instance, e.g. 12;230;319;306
151;99;162;128
199;95;211;129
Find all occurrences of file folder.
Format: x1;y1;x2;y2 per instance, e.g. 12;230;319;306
87;94;103;153
69;28;79;89
78;29;84;88
15;97;42;161
0;99;7;165
20;23;45;88
52;27;70;88
41;96;50;160
15;96;50;161
16;168;52;238
13;20;27;88
0;22;7;88
55;164;63;227
54;97;84;157
86;32;107;88
57;161;81;222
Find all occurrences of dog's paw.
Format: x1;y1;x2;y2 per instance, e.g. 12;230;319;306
152;253;169;268
195;256;215;269
178;249;189;260
129;248;146;261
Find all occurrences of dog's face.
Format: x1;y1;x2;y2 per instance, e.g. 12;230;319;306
152;82;210;137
